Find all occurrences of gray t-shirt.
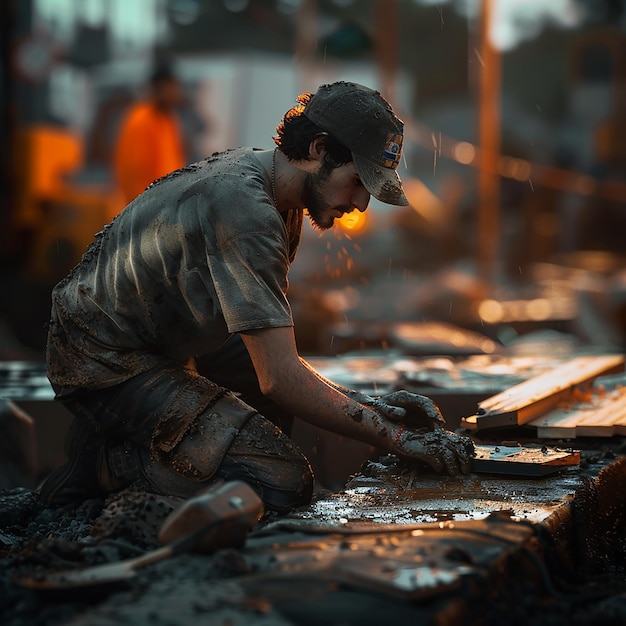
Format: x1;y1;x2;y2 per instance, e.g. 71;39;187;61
47;148;303;389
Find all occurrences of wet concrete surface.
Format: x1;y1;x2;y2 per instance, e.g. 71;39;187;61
3;351;626;624
298;462;586;526
2;447;626;626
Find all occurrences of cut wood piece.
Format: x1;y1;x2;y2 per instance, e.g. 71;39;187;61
471;444;580;476
571;390;626;437
614;417;626;437
528;385;626;439
461;354;624;431
530;407;587;439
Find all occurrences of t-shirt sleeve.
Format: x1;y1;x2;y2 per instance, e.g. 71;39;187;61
204;175;294;333
209;228;293;332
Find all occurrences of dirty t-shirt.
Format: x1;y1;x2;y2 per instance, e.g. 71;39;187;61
47;148;303;390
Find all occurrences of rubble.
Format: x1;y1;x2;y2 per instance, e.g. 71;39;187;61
2;446;626;625
2;343;626;624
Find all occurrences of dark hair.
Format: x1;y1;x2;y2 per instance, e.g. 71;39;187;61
274;92;352;168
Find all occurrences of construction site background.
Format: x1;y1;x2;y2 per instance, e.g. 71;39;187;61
1;0;625;359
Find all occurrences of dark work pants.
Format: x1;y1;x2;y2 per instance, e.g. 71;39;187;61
195;334;294;436
54;335;312;513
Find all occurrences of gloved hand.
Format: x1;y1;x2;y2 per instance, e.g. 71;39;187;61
343;389;405;421
393;428;475;476
348;389;446;430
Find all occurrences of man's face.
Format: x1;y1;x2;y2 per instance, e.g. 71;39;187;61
301;161;371;230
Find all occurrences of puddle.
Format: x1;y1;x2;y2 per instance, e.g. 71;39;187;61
297;461;588;527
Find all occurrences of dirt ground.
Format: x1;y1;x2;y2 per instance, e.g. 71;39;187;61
2;453;626;626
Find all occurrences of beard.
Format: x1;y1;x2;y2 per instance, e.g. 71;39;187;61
301;163;351;231
301;175;331;230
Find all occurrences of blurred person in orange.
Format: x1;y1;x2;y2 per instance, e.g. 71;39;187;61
113;65;186;204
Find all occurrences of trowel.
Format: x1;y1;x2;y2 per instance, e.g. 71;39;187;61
15;480;264;593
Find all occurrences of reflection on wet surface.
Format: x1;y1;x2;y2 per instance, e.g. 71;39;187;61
285;457;588;528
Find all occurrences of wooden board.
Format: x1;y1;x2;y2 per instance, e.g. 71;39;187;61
530;407;582;439
471;444;580;476
529;388;626;439
461;354;624;431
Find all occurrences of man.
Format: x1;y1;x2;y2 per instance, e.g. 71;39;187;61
40;82;474;514
113;65;186;205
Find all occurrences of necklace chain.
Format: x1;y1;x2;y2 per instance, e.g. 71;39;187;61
271;148;278;207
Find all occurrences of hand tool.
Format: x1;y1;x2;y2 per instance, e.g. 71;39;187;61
15;480;263;593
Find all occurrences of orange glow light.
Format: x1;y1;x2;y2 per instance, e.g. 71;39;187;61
336;209;369;235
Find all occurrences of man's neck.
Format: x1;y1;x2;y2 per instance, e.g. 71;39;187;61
258;149;307;214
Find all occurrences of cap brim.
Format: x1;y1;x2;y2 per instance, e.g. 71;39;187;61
353;153;408;206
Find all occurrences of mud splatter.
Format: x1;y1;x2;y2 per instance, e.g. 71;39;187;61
346;405;364;423
145;162;205;191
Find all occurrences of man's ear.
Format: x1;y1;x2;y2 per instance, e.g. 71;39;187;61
308;133;328;162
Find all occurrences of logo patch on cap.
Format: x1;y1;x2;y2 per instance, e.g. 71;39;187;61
381;133;403;169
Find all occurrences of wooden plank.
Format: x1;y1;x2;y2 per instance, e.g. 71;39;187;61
614;416;626;437
576;392;626;437
471;444;580;476
528;386;626;439
531;407;586;439
461;354;624;430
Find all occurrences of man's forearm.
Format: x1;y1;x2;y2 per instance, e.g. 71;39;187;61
267;357;399;450
239;327;398;449
240;327;473;476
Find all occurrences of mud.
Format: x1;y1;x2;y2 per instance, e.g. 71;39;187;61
394;429;475;476
346;404;364;423
3;451;626;625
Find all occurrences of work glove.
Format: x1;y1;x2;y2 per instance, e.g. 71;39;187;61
347;389;446;430
393;428;475;476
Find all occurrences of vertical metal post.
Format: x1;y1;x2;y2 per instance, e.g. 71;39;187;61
478;0;501;291
374;0;399;103
294;0;318;90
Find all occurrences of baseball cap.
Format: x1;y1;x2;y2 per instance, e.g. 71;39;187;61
303;81;408;206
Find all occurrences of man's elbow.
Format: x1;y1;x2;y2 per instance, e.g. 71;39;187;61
259;371;301;405
258;375;282;400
